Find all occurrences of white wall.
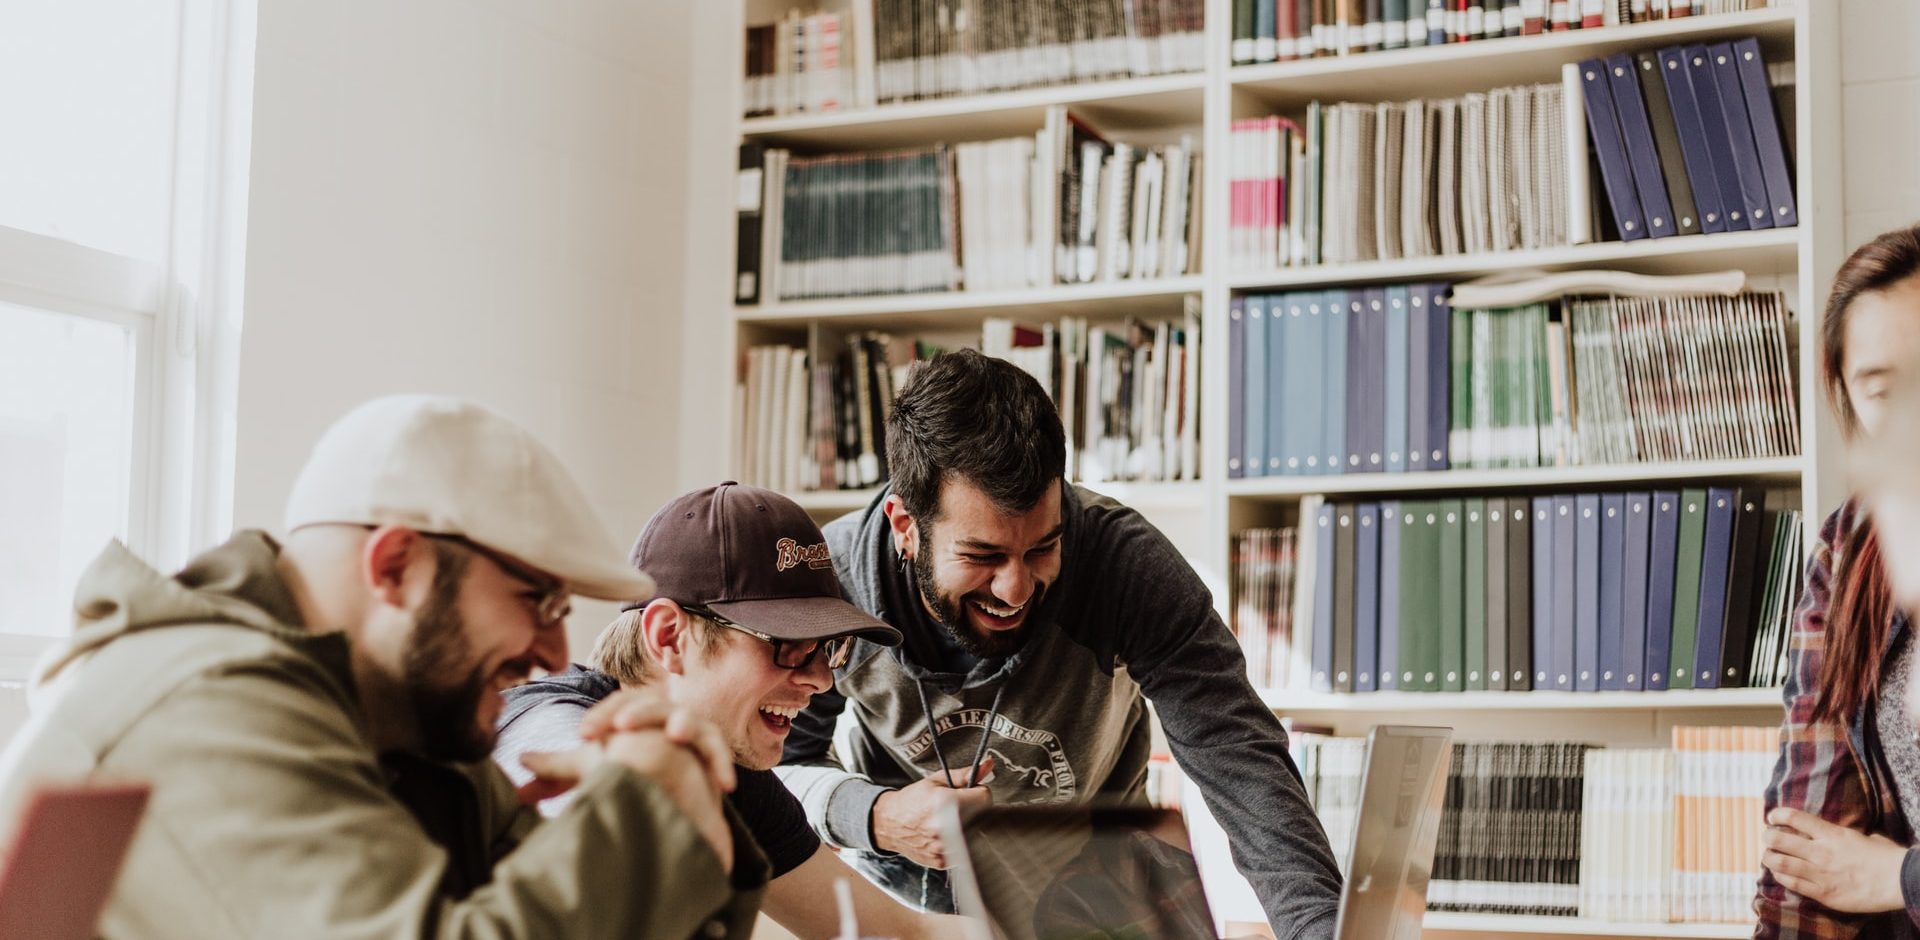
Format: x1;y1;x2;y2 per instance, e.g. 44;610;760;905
233;0;696;652
1840;0;1920;246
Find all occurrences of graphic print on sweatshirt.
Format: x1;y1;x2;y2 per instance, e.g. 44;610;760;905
900;707;1079;803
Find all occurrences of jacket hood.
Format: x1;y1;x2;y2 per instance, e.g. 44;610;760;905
38;531;313;688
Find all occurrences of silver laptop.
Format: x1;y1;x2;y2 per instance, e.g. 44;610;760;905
943;724;1451;940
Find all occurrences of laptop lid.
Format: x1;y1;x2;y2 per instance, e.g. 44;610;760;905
944;803;1218;940
0;780;150;940
1334;725;1454;940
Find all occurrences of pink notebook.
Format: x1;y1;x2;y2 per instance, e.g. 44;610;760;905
0;781;150;940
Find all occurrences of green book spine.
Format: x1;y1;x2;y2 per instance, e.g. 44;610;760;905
1464;499;1488;690
1668;488;1709;691
1530;304;1552;467
1399;501;1439;691
1450;307;1474;469
1439;498;1466;692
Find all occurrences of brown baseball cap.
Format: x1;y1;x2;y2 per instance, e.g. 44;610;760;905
626;482;901;646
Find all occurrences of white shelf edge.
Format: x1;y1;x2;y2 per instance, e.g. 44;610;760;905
1260;687;1783;712
1225;229;1800;291
1422;911;1756;937
785;480;1209;512
785;488;881;512
1225;457;1806;499
1230;6;1795;88
736;275;1207;323
740;71;1206;137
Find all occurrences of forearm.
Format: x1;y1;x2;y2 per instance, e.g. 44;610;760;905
776;764;892;852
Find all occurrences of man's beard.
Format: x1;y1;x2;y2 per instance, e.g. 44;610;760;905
912;539;1039;659
401;565;494;762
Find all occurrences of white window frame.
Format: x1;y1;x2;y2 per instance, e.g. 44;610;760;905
0;0;256;682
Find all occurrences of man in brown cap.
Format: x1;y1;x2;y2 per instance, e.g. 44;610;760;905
495;482;967;940
0;396;763;939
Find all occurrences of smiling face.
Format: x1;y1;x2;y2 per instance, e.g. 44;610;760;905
658;606;834;770
890;476;1064;658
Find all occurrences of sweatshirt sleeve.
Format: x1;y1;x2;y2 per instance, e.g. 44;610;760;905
106;663;766;940
776;686;891;853
1077;501;1343;940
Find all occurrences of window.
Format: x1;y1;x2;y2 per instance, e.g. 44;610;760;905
0;0;253;673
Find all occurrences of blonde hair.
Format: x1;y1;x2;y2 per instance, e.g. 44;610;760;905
590;604;718;686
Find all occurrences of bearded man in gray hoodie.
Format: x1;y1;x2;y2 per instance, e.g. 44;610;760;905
776;349;1345;940
0;396;766;939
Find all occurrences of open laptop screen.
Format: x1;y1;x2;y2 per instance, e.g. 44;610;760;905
945;804;1216;940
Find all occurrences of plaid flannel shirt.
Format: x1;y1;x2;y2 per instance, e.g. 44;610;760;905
1756;501;1916;938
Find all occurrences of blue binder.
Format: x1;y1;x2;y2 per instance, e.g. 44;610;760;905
1282;294;1316;476
1425;284;1452;471
1356;503;1381;692
1655;45;1728;234
1706;42;1774;232
1266;291;1289;476
1323;291;1350;476
1531;497;1555;689
1244;295;1269;479
1598;493;1627;690
1644;490;1682;690
1683;43;1758;230
1345;292;1369;474
1379;500;1403;690
1621;492;1653;691
1334;504;1356;692
1552;495;1577;691
1692;487;1738;689
1228;297;1246;479
1312;502;1336;692
1731;38;1797;229
1385;286;1411;473
1574;494;1601;692
1579;57;1649;241
1360;288;1389;473
1605;53;1678;238
1407;286;1431;472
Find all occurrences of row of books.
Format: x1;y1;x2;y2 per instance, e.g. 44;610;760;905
1294;729;1772;924
741;0;1207;118
1229;487;1804;694
1225;286;1798;480
1230;0;1791;66
987;309;1204;483
1575;39;1797;242
1580;729;1775;924
1227;81;1571;273
736;336;917;494
734;111;1202;304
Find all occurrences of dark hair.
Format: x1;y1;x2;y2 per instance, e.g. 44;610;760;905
885;348;1066;522
1813;224;1920;725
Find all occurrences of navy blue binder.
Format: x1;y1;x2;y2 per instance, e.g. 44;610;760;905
1692;487;1738;689
1312;501;1336;692
1683;43;1758;231
1575;494;1601;691
1655;45;1728;234
1598;493;1627;690
1425;284;1452;471
1553;495;1577;691
1356;503;1382;692
1244;295;1269;479
1379;500;1403;691
1732;38;1797;229
1228;297;1247;479
1644;490;1681;690
1621;492;1653;691
1531;497;1554;689
1706;42;1774;232
1407;287;1431;472
1579;58;1649;241
1605;53;1677;238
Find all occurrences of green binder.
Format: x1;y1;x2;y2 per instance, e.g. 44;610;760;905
1668;488;1708;691
1439;498;1467;692
1464;499;1488;690
1399;500;1440;691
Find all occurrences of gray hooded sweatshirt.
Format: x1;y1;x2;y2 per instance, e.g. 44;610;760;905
774;485;1342;939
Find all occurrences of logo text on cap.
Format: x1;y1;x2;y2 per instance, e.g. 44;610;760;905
776;538;833;572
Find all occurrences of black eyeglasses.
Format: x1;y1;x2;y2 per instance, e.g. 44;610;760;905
423;533;570;628
688;606;854;671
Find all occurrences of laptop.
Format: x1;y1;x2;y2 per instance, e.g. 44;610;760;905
943;724;1451;940
0;780;151;940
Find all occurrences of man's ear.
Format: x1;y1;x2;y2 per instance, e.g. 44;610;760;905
882;494;918;560
640;599;693;676
360;526;434;612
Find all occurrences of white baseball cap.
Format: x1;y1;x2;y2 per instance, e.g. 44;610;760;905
284;395;655;603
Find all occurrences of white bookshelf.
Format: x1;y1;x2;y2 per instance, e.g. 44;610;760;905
718;2;1843;937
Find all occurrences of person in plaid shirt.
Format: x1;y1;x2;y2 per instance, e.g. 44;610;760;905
1757;225;1920;937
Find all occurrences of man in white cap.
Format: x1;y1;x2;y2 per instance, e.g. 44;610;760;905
0;396;766;939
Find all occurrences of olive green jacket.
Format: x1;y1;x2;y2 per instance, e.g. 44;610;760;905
0;532;767;939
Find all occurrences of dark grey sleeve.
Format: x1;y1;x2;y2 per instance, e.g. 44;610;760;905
1086;508;1343;940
